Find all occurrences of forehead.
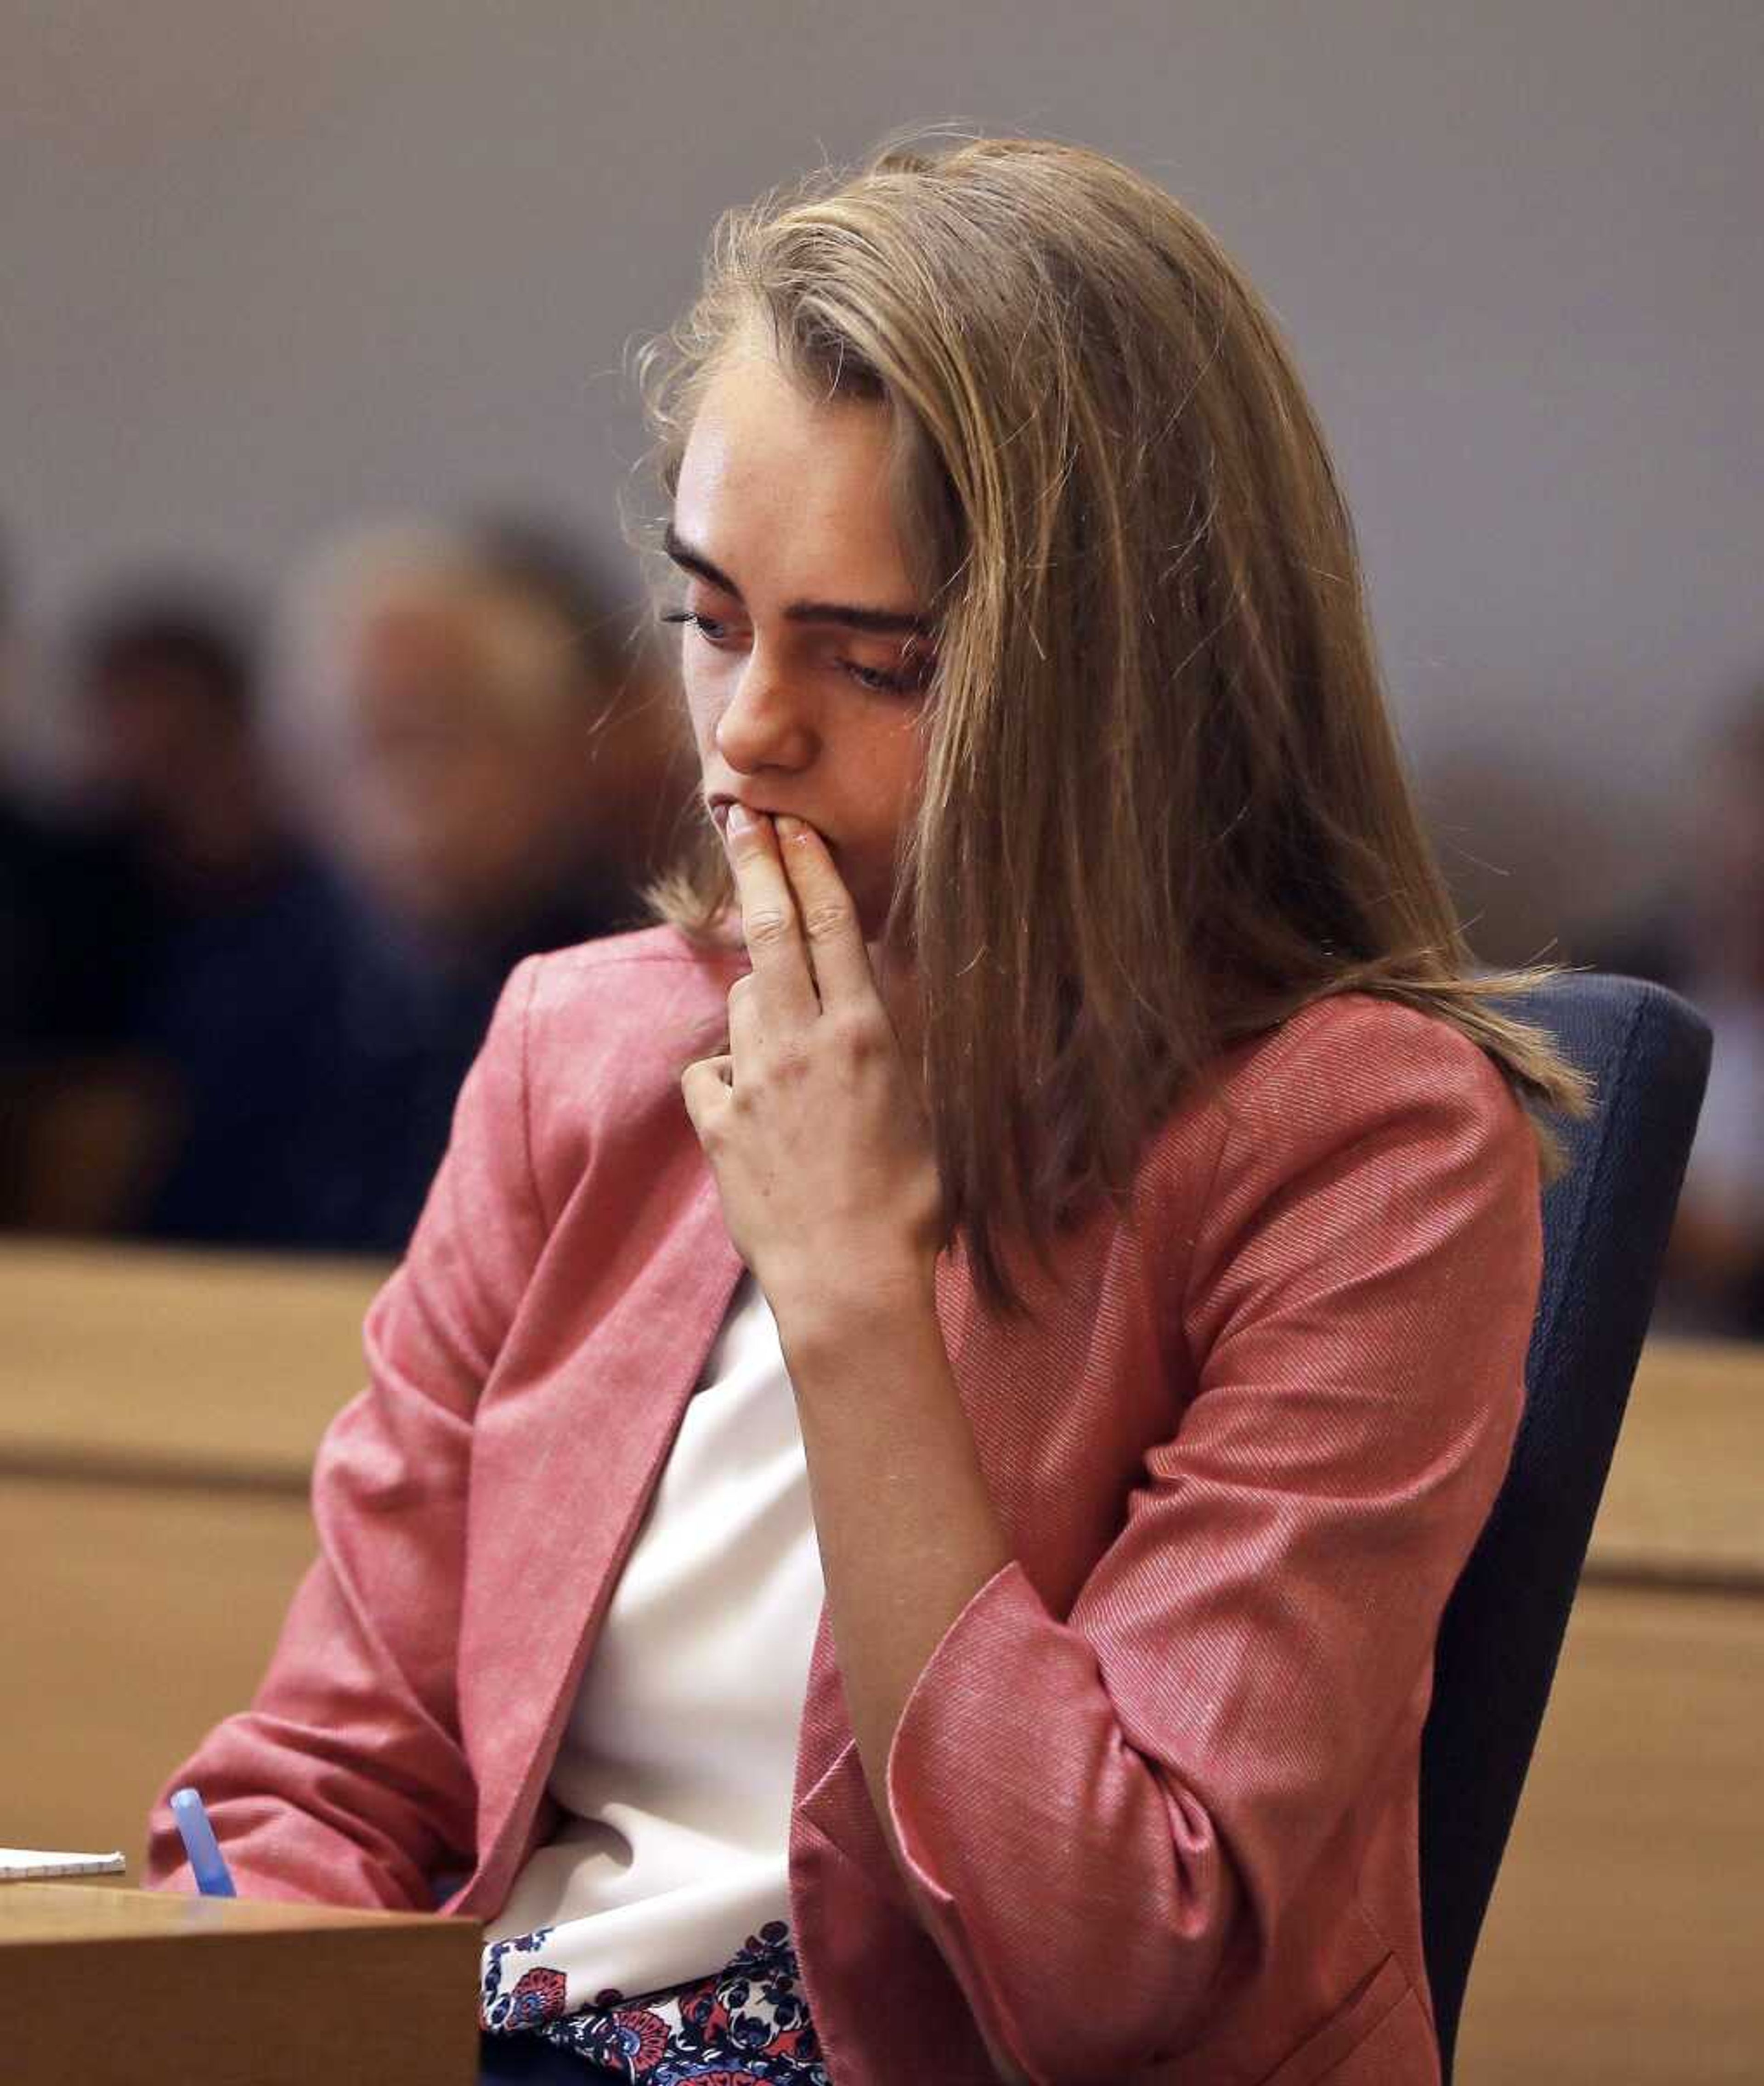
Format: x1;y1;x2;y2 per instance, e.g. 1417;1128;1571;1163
673;345;916;603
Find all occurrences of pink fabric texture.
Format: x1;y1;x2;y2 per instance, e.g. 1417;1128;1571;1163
145;926;1542;2086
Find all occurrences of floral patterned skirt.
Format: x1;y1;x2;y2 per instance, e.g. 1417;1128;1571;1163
480;1919;831;2084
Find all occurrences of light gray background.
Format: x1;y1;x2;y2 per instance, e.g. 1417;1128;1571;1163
5;1;1761;959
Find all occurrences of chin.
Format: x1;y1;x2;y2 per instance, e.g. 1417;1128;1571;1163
859;900;912;958
845;874;893;944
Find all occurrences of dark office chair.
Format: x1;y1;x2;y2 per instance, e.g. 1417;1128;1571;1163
1419;972;1713;2077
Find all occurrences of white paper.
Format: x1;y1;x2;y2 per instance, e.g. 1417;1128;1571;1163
0;1848;126;1880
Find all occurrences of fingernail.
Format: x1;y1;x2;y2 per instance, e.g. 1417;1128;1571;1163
725;803;752;841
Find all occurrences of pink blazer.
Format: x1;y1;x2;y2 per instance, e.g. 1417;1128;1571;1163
146;926;1543;2086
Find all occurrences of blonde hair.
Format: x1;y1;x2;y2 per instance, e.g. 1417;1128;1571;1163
637;135;1591;1318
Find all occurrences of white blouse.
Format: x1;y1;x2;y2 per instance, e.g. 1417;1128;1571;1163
480;1270;825;2006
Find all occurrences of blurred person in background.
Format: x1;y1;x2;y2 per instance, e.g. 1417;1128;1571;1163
1583;686;1764;1336
0;557;282;1233
0;533;126;1224
0;533;141;1093
268;516;692;1251
76;596;290;906
25;588;349;1242
0;528;78;1083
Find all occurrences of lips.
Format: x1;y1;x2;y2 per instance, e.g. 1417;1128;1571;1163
707;794;825;842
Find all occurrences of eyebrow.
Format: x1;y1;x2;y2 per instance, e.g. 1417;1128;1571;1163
663;524;933;641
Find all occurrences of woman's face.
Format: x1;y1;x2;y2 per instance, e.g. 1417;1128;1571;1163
668;342;936;942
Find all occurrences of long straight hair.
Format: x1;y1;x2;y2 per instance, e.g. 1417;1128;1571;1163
636;135;1590;1318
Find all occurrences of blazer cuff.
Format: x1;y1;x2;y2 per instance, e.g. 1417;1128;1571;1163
882;1555;1064;2074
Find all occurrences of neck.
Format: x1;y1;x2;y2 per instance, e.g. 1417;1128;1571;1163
871;941;924;1083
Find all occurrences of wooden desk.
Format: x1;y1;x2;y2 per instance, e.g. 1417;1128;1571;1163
0;1883;479;2086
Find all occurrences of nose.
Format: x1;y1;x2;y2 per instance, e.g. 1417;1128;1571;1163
712;649;818;778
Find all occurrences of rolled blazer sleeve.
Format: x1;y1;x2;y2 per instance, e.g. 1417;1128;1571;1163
143;957;548;1908
881;1003;1543;2080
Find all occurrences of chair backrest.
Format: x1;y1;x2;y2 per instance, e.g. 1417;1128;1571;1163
1419;972;1712;2076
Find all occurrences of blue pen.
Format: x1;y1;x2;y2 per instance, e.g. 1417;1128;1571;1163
170;1786;237;1898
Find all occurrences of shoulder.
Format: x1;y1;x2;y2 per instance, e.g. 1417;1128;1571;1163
1136;991;1538;1237
506;923;743;1056
1217;990;1521;1128
1208;992;1541;1278
1168;993;1545;1441
522;918;741;993
478;924;743;1186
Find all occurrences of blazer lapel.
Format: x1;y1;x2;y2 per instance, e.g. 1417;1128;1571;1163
463;1155;746;1911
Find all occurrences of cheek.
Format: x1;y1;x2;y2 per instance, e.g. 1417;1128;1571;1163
678;661;721;759
852;720;925;833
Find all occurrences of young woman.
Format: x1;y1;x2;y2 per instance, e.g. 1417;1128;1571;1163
148;137;1587;2086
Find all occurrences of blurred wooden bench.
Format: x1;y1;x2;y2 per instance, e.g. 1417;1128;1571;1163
0;1240;390;1865
1581;1338;1764;1593
1457;1336;1764;2083
0;1241;1759;2078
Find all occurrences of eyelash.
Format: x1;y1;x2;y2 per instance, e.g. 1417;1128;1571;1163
658;609;927;697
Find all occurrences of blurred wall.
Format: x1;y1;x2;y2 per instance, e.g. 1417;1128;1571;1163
5;0;1761;961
